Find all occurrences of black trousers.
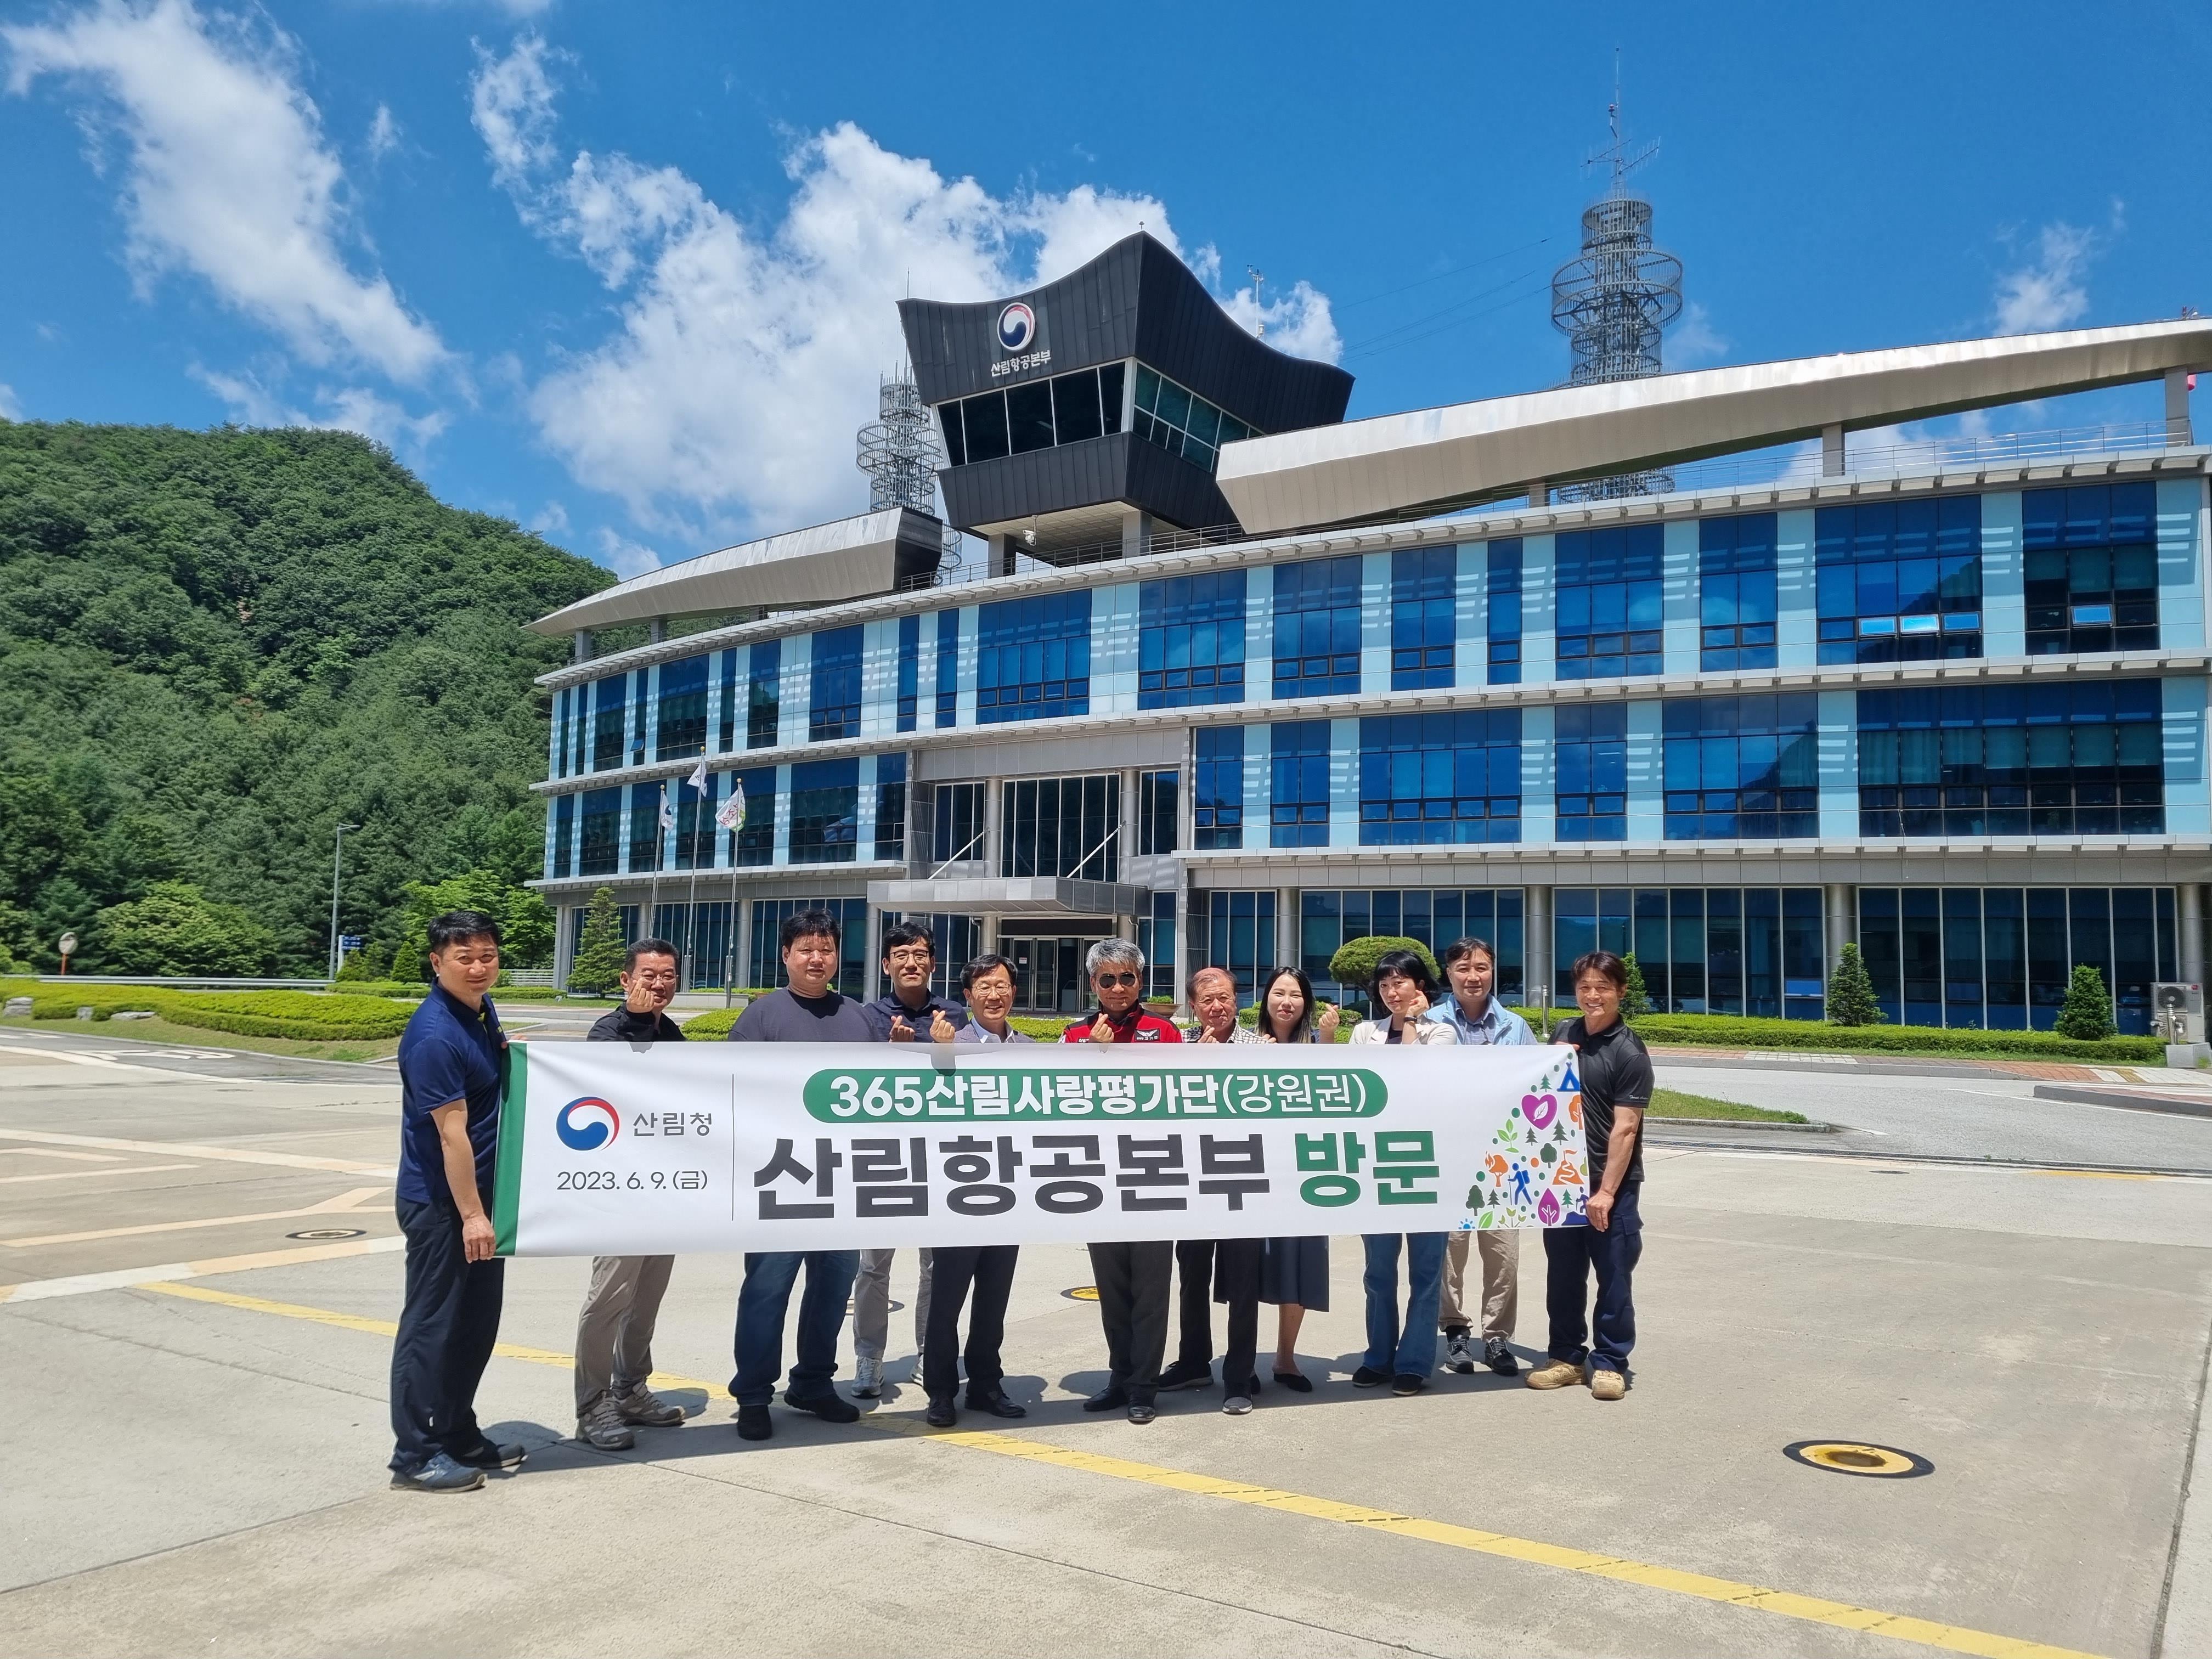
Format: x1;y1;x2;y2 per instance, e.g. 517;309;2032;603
1174;1238;1215;1367
1211;1237;1263;1393
925;1244;1019;1403
1088;1240;1172;1403
390;1196;505;1473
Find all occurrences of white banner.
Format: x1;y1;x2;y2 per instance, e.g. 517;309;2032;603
493;1040;1593;1256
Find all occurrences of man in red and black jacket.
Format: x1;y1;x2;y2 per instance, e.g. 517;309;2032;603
1063;940;1182;1423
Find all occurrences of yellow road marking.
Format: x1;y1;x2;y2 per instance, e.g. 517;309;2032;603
2028;1169;2163;1182
7;1185;388;1248
0;1127;393;1175
136;1280;2103;1659
0;1163;196;1186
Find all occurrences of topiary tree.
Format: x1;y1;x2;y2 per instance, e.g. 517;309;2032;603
1327;935;1441;1002
2055;963;2117;1041
1620;952;1651;1019
567;888;629;998
1826;942;1883;1028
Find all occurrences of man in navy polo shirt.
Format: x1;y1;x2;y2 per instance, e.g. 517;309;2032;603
388;910;526;1493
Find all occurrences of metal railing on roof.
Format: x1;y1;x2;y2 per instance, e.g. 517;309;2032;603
1652;419;2190;498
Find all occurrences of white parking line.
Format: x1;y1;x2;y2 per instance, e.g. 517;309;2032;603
0;1163;197;1185
0;1128;393;1175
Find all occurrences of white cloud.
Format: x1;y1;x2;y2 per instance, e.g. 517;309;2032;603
4;0;446;381
470;36;1338;536
1993;221;2100;335
1669;300;1726;366
595;527;661;578
192;364;448;455
528;500;570;536
1216;276;1340;364
365;101;399;163
0;383;21;420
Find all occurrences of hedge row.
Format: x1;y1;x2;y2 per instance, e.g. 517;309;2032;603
1508;1007;2163;1062
4;983;411;1041
676;1011;1120;1043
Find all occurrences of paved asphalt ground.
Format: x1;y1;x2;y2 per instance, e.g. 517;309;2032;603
2;1018;2209;1658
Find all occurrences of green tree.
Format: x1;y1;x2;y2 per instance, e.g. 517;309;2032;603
383;868;556;981
1826;942;1883;1027
567;888;628;997
2055;963;2117;1041
91;882;276;976
1327;935;1441;1000
1619;952;1651;1019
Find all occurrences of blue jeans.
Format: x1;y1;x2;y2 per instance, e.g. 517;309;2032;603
1543;1183;1643;1374
730;1249;860;1406
1361;1232;1446;1376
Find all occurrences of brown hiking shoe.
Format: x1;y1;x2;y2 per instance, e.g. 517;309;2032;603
1525;1357;1585;1391
1589;1368;1627;1401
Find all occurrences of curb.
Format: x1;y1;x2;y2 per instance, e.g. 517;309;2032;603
1649;1116;1836;1132
2032;1084;2212;1120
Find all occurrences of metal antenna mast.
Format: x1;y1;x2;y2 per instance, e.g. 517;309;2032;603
856;365;962;573
1550;54;1684;499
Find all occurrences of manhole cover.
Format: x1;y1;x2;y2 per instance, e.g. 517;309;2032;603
1784;1440;1932;1479
286;1227;368;1242
1062;1285;1100;1301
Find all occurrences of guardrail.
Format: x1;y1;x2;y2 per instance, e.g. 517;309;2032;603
31;975;336;989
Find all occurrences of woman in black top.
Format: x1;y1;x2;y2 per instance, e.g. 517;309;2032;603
1526;950;1654;1403
1251;967;1338;1393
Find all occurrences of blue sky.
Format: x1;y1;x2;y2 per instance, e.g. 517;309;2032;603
1;0;2206;578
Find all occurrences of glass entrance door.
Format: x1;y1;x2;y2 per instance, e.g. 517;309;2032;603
1005;935;1101;1013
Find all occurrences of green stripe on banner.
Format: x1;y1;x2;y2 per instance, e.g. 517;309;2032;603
493;1040;528;1256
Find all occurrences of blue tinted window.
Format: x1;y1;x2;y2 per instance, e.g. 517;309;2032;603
896;615;920;732
1815;495;1982;665
1555;524;1663;679
1271;721;1333;847
1487;540;1522;685
1662;693;1820;840
788;758;859;864
578;787;623;875
591;674;629;771
747;640;780;750
809;626;863;742
2022;484;2159;656
1699;515;1778;673
1139;570;1246;708
977;592;1091;724
1391;547;1455;690
875;753;906;862
716;649;739;751
625;785;662;873
934;610;959;729
1857;678;2163;838
732;767;775;867
654;654;709;760
1273;558;1362;698
1555;704;1627;841
1358;710;1520;845
1194;726;1244;851
552;792;574;878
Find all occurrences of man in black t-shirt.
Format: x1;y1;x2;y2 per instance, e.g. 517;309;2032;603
1527;950;1654;1403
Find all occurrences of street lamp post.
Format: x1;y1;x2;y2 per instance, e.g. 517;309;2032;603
328;823;361;982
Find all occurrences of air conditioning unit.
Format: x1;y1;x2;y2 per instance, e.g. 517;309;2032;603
2151;982;2203;1044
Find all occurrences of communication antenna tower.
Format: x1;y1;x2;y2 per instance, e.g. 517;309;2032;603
856;366;962;573
1550;55;1684;500
1247;266;1267;338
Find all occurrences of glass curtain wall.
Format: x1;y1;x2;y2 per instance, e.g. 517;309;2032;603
1390;548;1455;689
1554;887;1825;1018
2023;483;2158;655
1139;572;1246;708
1272;558;1362;698
1699;514;1778;672
1000;776;1120;880
1555;524;1662;679
1300;888;1526;1009
977;592;1090;724
747;898;870;995
1194;727;1244;850
1357;711;1521;844
1816;496;1982;664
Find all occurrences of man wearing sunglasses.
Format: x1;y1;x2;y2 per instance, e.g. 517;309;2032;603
1059;940;1180;1423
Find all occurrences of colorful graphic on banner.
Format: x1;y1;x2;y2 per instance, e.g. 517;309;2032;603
493;1041;1587;1257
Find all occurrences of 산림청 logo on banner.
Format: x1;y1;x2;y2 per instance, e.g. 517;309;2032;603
556;1096;621;1152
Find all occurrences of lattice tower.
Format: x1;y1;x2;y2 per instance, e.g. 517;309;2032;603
856;368;962;571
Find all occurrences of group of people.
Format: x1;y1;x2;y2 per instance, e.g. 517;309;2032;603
383;907;1652;1493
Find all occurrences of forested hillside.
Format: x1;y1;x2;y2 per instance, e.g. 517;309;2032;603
0;422;613;976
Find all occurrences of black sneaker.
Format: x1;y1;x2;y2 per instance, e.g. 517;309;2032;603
1155;1358;1212;1392
1081;1385;1130;1413
1444;1332;1477;1374
1391;1373;1427;1396
1272;1368;1314;1394
785;1389;861;1424
390;1452;484;1493
735;1403;772;1441
1351;1365;1389;1388
449;1440;527;1471
1483;1336;1521;1376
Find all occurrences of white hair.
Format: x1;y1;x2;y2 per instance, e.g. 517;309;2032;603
1086;938;1146;978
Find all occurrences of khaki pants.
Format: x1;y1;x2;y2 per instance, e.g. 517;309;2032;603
574;1254;674;1413
853;1247;934;1360
1438;1230;1518;1340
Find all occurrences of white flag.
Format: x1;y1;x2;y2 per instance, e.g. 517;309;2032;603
686;758;708;795
716;781;747;831
657;785;676;831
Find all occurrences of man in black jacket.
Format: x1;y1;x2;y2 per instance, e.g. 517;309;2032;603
571;939;691;1450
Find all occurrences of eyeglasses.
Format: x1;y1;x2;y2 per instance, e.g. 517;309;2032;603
1094;973;1138;989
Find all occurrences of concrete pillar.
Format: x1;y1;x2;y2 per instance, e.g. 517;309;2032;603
1171;873;1192;1017
2183;884;2206;985
1526;478;1548;509
864;904;884;1002
989;533;1018;578
1115;913;1136;945
1118;766;1139;877
1822;424;1846;477
980;913;999;958
1525;883;1553;1012
1120;509;1153;562
983;777;1005;877
1825;882;1857;973
572;631;592;664
735;895;754;989
2168;369;2196;447
647;617;667;644
1276;888;1299;975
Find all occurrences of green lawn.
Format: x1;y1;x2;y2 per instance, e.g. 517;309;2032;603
1644;1087;1808;1124
0;1013;399;1064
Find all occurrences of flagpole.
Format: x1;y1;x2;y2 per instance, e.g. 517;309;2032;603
647;781;665;942
685;777;703;989
714;778;749;1008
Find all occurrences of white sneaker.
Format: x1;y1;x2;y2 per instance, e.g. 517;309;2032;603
851;1355;882;1398
1222;1395;1254;1416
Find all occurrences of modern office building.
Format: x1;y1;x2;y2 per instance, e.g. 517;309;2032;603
527;230;2212;1034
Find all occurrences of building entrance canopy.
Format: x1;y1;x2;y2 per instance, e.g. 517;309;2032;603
866;877;1145;917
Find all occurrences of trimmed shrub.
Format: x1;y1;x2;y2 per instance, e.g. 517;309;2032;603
1327;936;1440;994
1510;1007;2158;1062
2055;964;2118;1041
679;1006;742;1040
1620;952;1652;1019
1826;944;1883;1028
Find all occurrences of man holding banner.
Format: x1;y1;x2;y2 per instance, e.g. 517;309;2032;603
725;909;872;1440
